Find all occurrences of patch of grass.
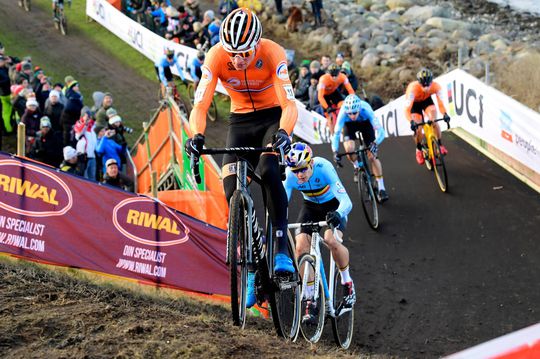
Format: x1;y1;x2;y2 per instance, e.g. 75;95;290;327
494;51;540;112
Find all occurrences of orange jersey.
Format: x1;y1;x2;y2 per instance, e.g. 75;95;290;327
404;81;447;122
189;38;298;135
317;73;354;109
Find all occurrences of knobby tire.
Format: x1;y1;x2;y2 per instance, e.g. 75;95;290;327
358;170;379;230
331;266;355;349
298;254;325;343
228;191;248;328
431;138;449;193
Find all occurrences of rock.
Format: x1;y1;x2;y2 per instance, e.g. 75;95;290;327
402;5;448;22
474;40;493;56
415;24;434;35
376;44;396;55
361;53;380;68
371;3;388;13
463;58;487;78
492;39;508;52
426;29;448;39
398;68;415;82
426;17;470;32
380;10;401;22
356;0;374;9
386;0;413;11
450;29;473;41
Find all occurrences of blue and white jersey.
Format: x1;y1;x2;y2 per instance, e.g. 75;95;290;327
154;54;185;85
283;157;352;219
190;57;204;82
331;99;386;152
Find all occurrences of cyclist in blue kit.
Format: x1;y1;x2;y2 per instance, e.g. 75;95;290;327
283;142;355;323
331;94;389;202
154;48;187;97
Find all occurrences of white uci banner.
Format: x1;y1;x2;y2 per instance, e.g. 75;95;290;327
86;1;540;174
374;69;540;175
85;0;328;143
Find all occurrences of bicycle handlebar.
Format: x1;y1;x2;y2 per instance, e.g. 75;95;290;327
414;117;450;130
287;221;343;243
190;147;276;185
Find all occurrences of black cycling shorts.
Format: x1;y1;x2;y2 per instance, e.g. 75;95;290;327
411;96;435;116
222;106;281;169
323;91;345;108
154;66;173;82
343;120;375;146
296;198;347;235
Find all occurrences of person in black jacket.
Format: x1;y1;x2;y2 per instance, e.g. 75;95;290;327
60;79;83;146
102;158;134;192
43;89;64;133
294;63;311;106
28;117;63;167
0;55;12;133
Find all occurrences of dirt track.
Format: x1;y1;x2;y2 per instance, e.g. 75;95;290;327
1;1;540;358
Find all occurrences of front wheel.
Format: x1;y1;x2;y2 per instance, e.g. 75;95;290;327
358;170;379;230
228;191;248;328
331;265;355;349
430;138;449;193
298;254;325;343
268;235;301;341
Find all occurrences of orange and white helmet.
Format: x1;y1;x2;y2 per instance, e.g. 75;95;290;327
219;8;262;53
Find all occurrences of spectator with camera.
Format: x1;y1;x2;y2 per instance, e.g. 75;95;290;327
102;158;134;192
95;127;123;175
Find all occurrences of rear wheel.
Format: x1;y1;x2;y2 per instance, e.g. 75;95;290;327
228;191;248;328
59;14;67;35
298;254;325;343
431;138;449;193
268;236;301;341
331;266;355;349
358;170;379;230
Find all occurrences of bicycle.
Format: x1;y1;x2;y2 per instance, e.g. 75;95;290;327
53;4;68;35
336;131;379;230
288;221;354;349
324;104;339;137
190;147;301;341
412;118;449;193
18;0;31;12
186;82;218;122
158;81;189;118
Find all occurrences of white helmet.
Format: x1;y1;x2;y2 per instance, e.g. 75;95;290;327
286;142;313;169
343;94;362;114
219;8;262;53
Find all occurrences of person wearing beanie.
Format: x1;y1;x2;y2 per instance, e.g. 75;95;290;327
43;89;64;133
60;146;83;175
20;97;42;154
28;116;63;167
60;79;83;146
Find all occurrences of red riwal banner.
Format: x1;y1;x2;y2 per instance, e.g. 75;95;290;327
0;152;229;295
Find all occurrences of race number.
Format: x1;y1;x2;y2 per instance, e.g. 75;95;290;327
283;84;295;100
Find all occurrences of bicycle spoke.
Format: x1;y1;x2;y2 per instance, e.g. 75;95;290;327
358;171;379;230
431;139;449;192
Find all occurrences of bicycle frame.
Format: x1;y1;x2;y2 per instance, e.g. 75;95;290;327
416;118;447;159
288;221;342;318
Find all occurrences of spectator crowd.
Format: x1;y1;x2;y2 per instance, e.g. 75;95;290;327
0;42;134;192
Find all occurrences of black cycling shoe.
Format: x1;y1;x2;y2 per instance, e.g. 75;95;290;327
377;189;389;203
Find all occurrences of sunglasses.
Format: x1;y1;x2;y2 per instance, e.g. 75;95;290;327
347;111;359;116
226;48;256;59
291;166;310;174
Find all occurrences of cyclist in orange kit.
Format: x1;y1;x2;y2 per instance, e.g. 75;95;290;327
184;7;298;308
404;68;450;165
317;63;354;133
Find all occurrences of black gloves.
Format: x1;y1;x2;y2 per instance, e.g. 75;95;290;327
272;128;291;154
185;133;205;157
443;113;450;123
410;120;417;132
326;211;341;228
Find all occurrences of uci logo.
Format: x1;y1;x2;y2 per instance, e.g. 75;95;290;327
128;27;143;49
0;160;73;217
448;80;484;128
113;197;190;246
